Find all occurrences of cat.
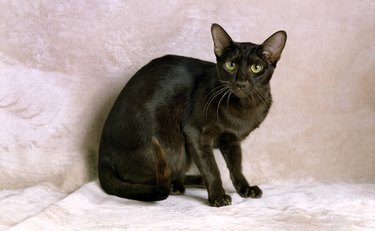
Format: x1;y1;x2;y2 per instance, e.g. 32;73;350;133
98;23;287;207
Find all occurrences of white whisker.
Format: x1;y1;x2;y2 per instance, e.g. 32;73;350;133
203;86;228;119
253;89;270;111
216;89;230;119
226;91;232;109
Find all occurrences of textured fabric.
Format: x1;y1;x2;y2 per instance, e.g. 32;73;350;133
2;181;375;230
1;0;374;230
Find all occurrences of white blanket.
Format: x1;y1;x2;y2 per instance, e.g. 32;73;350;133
2;181;375;230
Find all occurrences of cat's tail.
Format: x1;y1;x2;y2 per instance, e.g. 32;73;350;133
151;137;172;198
98;137;171;202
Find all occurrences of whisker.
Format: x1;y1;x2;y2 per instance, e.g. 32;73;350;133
253;90;269;111
216;89;230;119
204;86;227;107
226;91;232;109
203;85;227;103
248;91;256;105
204;87;227;107
255;88;272;104
255;88;271;99
204;87;228;118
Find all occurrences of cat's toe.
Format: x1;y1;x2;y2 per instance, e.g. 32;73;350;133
239;185;262;198
209;194;232;207
170;182;185;195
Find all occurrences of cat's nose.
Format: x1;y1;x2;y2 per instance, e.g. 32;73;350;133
235;81;248;89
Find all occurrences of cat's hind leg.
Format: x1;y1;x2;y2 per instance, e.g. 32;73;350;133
98;137;172;201
171;180;185;195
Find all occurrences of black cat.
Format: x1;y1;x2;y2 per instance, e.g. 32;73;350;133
98;24;287;207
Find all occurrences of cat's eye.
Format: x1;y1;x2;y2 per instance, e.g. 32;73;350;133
250;64;264;74
224;61;237;71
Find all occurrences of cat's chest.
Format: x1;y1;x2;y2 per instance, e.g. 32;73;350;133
219;103;270;139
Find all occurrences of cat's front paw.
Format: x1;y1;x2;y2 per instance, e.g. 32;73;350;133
238;185;263;198
209;194;232;207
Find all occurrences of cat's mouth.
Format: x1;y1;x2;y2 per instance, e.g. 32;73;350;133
228;80;253;98
231;86;251;98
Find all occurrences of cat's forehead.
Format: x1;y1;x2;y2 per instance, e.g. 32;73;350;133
237;42;262;56
224;42;263;61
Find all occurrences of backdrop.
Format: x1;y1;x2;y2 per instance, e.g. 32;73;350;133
1;1;375;230
1;0;374;192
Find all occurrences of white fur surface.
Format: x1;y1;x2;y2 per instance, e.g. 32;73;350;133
2;181;375;230
1;0;375;230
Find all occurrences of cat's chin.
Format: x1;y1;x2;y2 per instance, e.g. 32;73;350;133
232;89;250;99
232;90;256;106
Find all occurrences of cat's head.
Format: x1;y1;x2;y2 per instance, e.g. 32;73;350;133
211;24;287;98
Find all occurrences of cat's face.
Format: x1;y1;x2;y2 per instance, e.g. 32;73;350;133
211;24;287;99
215;42;272;98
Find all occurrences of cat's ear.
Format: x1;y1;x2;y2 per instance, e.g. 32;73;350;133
211;24;233;57
261;31;287;64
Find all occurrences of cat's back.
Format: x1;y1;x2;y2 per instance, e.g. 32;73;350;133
135;55;215;82
119;55;215;102
150;54;214;70
107;55;215;120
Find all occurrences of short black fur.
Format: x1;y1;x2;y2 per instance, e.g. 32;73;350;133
98;24;287;207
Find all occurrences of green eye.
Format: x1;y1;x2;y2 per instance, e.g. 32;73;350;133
224;61;237;71
250;64;264;74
